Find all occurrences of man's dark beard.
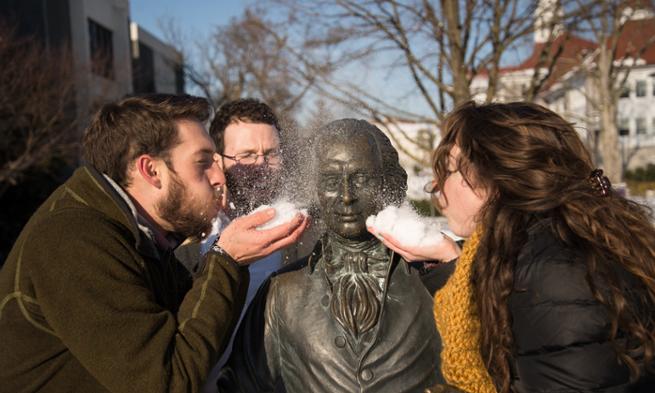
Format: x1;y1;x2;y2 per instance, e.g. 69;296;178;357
327;252;383;339
225;165;281;217
157;173;212;240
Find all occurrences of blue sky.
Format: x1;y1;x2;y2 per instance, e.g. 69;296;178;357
127;1;531;121
130;0;253;40
129;0;371;120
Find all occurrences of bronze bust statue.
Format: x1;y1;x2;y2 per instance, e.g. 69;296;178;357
217;119;441;392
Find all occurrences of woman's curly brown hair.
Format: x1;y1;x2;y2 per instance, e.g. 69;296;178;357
432;101;655;392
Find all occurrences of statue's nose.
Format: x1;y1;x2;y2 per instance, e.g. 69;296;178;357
340;176;355;205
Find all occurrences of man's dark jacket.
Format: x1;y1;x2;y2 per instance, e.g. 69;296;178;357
509;218;654;392
0;166;249;392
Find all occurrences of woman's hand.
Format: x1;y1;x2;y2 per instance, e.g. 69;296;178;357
367;226;460;263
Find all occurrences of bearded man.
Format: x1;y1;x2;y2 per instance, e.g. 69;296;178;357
216;119;441;393
0;94;308;393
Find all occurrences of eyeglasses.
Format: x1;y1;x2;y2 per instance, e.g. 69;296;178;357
220;150;282;166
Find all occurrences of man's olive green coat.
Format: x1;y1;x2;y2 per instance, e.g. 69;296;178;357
0;166;249;392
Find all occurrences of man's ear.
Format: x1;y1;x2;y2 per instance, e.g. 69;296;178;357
134;154;164;189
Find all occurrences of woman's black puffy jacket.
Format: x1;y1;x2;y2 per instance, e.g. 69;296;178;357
508;219;653;392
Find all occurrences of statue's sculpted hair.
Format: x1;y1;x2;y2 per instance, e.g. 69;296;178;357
311;118;407;209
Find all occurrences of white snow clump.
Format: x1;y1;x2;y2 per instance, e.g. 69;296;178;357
366;202;444;248
251;199;308;230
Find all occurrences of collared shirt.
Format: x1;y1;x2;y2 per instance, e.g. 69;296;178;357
200;213;284;393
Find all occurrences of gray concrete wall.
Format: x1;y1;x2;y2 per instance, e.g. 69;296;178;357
68;0;132;127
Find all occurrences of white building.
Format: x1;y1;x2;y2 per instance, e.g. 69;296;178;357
471;0;655;171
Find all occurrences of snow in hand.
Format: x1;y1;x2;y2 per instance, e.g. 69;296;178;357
251;199;308;230
366;202;444;248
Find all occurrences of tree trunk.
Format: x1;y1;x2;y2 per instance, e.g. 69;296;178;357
441;0;471;105
597;45;622;183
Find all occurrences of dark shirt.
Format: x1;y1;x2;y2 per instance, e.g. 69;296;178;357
414;261;457;296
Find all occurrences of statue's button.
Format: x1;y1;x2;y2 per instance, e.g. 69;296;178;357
360;369;373;381
334;336;346;348
321;295;329;307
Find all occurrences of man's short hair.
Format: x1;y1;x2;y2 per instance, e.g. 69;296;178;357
82;94;210;187
209;98;280;153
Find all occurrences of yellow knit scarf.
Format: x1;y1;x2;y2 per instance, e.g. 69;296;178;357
433;227;496;393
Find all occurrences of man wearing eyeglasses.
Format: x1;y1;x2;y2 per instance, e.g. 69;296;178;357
195;98;288;392
211;98;284;218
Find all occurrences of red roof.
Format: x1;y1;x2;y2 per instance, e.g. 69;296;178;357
478;15;655;91
496;33;597;89
613;17;655;64
501;34;596;72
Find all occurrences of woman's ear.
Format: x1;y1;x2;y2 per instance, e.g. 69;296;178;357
474;184;494;203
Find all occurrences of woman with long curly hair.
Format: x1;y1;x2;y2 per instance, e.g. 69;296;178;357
369;101;655;392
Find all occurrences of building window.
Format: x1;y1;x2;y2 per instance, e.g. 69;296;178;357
175;64;185;94
132;42;155;93
618;117;630;136
88;19;114;79
636;117;646;135
620;84;630;98
636;80;646;97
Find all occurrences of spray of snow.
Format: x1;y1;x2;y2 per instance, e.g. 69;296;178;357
251;199;309;230
207;211;230;238
366;202;444;248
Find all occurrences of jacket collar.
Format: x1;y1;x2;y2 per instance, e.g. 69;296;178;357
102;174;183;252
68;165;162;259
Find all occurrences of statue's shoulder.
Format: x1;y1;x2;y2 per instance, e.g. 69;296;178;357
271;241;323;283
267;252;322;305
270;256;311;287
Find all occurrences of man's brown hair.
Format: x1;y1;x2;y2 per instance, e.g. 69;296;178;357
209;98;280;153
82;94;210;187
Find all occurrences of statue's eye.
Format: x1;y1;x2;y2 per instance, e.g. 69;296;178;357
321;175;340;190
352;174;371;187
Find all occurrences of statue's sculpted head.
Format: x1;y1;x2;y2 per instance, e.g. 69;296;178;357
313;119;407;241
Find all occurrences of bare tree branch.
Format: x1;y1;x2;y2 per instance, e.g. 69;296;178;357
160;9;322;118
0;24;78;198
